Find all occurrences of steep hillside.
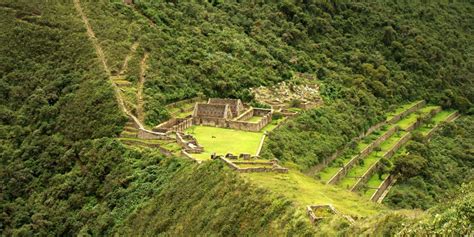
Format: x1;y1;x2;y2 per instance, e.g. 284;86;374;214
0;0;473;236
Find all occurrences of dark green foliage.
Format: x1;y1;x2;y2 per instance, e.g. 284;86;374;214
392;153;427;180
117;161;314;236
384;116;474;209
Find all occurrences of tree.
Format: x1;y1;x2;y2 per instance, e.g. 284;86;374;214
393;154;427;179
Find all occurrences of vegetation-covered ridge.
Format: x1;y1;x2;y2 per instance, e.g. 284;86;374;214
1;0;473;236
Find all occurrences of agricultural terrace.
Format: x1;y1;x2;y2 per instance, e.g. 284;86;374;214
242;170;385;218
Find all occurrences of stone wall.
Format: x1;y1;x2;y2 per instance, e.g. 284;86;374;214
308;120;387;175
137;129;172;140
387;100;426;124
235;108;254;121
154;117;193;133
350;132;412;192
176;132;204;153
218;157;288;173
404;106;441;132
227;111;272;132
370;174;397;202
425;111;459;140
181;150;202;164
327;126;398;185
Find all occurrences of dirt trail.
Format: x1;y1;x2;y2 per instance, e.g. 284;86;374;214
74;0;146;130
137;53;149;123
119;42;139;75
73;0;110;76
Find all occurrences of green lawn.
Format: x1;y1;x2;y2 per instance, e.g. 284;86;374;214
242;170;385;217
186;126;264;160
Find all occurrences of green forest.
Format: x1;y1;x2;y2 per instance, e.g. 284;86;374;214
1;0;472;236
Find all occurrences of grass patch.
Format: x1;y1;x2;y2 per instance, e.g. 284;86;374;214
241;170;385;217
246;116;263;123
186;126;264;160
386;100;423;121
336;131;406;189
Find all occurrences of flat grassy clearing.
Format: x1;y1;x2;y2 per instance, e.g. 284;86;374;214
246;116;263;123
241;170;385;217
186;126;264;160
386;100;423;121
319;166;342;182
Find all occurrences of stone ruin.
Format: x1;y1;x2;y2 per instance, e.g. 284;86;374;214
176;132;203;154
192;98;273;132
306;204;355;225
251;78;322;110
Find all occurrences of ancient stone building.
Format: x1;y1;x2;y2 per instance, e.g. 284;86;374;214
207;98;244;118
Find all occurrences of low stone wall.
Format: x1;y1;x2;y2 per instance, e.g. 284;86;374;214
255;133;267;156
425;111;459;140
307;120;387;175
137;129;171;140
387;100;426;124
176;132;203;153
235;108;254;121
350;132;412;192
227;112;272;132
219;157;288;173
181;150;202;164
165;96;202;110
154;117;194;133
327;126;398;185
404;107;441;132
306;204;355;224
370;174;397;202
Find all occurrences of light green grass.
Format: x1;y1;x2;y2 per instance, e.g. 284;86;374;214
242;170;385;217
361;172;390;199
246;116;263;123
432;110;456;123
396;113;419;130
337;131;406;189
386;100;423;121
416;110;456;135
186;126;264;160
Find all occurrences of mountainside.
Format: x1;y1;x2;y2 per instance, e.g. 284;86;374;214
1;0;473;236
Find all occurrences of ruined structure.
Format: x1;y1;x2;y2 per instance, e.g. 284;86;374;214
155;98;273;134
192;98;273;132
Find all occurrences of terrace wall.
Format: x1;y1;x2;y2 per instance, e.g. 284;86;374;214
370;174;397;202
404;106;441;132
350;132;412;192
137;129;171;140
327;126;398;185
308;120;387;174
218;157;288;173
387;100;426;124
425;111;459;140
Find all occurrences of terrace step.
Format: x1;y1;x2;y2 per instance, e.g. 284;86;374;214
120;130;137;138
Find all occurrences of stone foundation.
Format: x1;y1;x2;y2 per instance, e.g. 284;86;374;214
219;157;288;173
